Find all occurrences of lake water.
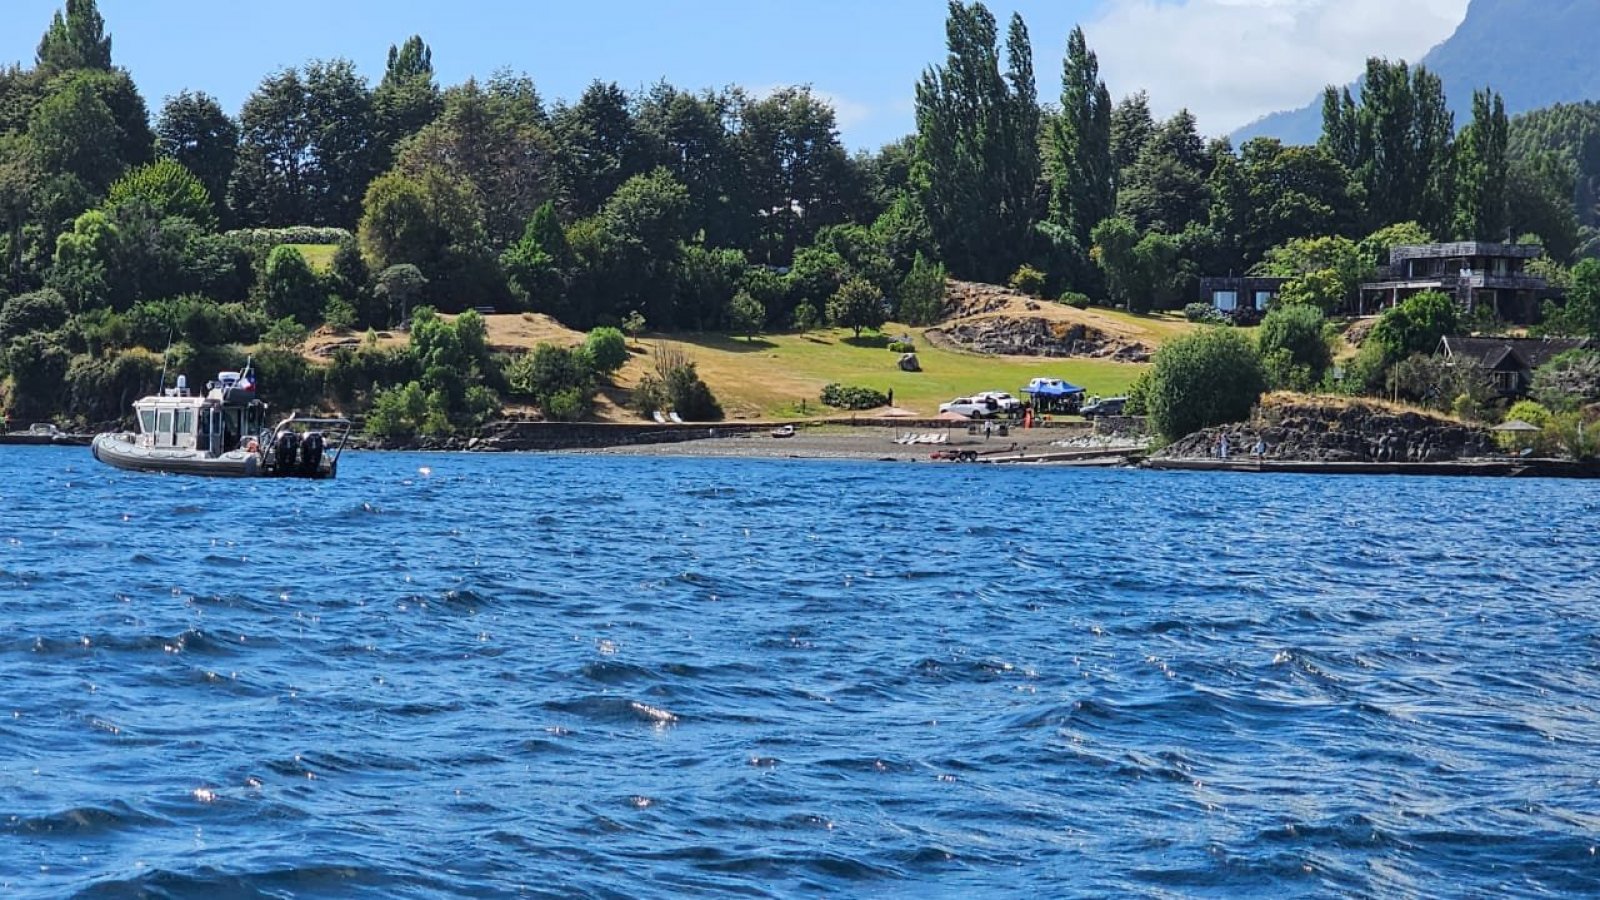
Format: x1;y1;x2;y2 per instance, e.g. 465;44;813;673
3;445;1599;898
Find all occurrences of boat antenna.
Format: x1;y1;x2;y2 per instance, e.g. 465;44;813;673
156;328;174;396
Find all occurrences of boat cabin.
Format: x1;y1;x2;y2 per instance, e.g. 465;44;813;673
130;372;268;456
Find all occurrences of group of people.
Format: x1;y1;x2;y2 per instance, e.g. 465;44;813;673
1214;433;1268;460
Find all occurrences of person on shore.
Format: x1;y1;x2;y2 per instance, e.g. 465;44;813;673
1252;438;1266;459
1216;433;1230;459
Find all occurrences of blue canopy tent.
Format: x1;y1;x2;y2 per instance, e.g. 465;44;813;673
1021;378;1085;414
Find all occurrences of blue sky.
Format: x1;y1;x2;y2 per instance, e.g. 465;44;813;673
3;0;1470;149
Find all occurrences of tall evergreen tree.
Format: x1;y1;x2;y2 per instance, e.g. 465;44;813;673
1110;91;1156;180
1049;26;1113;248
156;91;237;225
912;2;1040;283
1452;88;1509;241
1320;58;1453;234
375;35;442;169
35;0;112;75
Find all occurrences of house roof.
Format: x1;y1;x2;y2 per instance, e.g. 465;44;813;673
1391;242;1543;261
1439;336;1591;371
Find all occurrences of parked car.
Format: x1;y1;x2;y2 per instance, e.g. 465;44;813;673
938;396;1001;418
1079;396;1128;418
972;390;1023;413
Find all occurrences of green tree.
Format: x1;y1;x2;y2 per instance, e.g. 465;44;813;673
501;200;572;315
913;2;1040;282
737;86;855;265
1090;216;1138;306
727;290;765;340
104;158;215;227
232;61;378;228
826;276;885;337
1256;235;1368;306
1452;89;1510;241
1116;109;1209;234
35;0;112;75
635;83;741;246
1321;58;1454;234
550;80;649;219
1275;268;1346;313
261;245;324;326
26;73;122;194
1109;90;1155;177
374;263;427;325
1145;327;1267;441
155;91;237;225
1050;25;1114;248
374;35;442;166
0;288;69;343
395;74;555;247
1532;348;1600;411
580;326;629;376
1367;290;1459;363
897;251;947;325
358;166;495;309
1257;302;1332;384
1541;257;1600;337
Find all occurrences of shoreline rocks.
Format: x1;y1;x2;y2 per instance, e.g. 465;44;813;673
1155;400;1498;464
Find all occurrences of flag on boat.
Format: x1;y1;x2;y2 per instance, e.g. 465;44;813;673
238;370;256;392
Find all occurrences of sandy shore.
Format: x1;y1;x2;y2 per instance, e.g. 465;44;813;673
572;423;1144;463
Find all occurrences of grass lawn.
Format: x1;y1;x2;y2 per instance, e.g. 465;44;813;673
286;243;339;272
632;324;1148;420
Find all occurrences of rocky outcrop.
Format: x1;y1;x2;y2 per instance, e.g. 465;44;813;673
1155;400;1498;463
927;316;1151;361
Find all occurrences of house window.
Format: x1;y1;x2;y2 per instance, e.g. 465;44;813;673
1213;290;1238;311
1254;291;1273;310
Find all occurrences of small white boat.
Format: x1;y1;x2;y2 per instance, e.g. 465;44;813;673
91;368;351;478
770;424;795;438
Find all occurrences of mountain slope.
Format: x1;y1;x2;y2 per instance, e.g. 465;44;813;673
1234;0;1600;145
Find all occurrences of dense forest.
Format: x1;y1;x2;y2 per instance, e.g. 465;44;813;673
2;0;1600;439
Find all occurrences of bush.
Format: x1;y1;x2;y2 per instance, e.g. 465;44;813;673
1059;291;1090;310
886;340;915;353
666;363;722;421
1145;328;1266;441
820;383;888;410
581;326;629;377
1257;303;1332;385
1183;302;1224;324
1008;264;1047;296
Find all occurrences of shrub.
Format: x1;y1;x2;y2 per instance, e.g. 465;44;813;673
666;363;722;421
581;326;629;377
1059;291;1090;309
1008;264;1047;296
886;340;915;354
1145;328;1266;441
1183;302;1224;323
820;383;888;410
1257;303;1332;385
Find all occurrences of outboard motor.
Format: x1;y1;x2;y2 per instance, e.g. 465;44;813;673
297;431;325;477
273;430;300;476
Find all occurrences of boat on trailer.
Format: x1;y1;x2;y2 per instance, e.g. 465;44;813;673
90;367;352;478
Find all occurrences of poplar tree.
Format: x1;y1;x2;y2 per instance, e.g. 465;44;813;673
35;0;112;75
912;1;1040;283
1050;26;1113;248
1452;89;1509;241
1319;58;1454;234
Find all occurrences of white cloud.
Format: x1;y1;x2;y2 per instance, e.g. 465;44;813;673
1083;0;1470;136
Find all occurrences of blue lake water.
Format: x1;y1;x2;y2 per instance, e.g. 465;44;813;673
3;445;1600;898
